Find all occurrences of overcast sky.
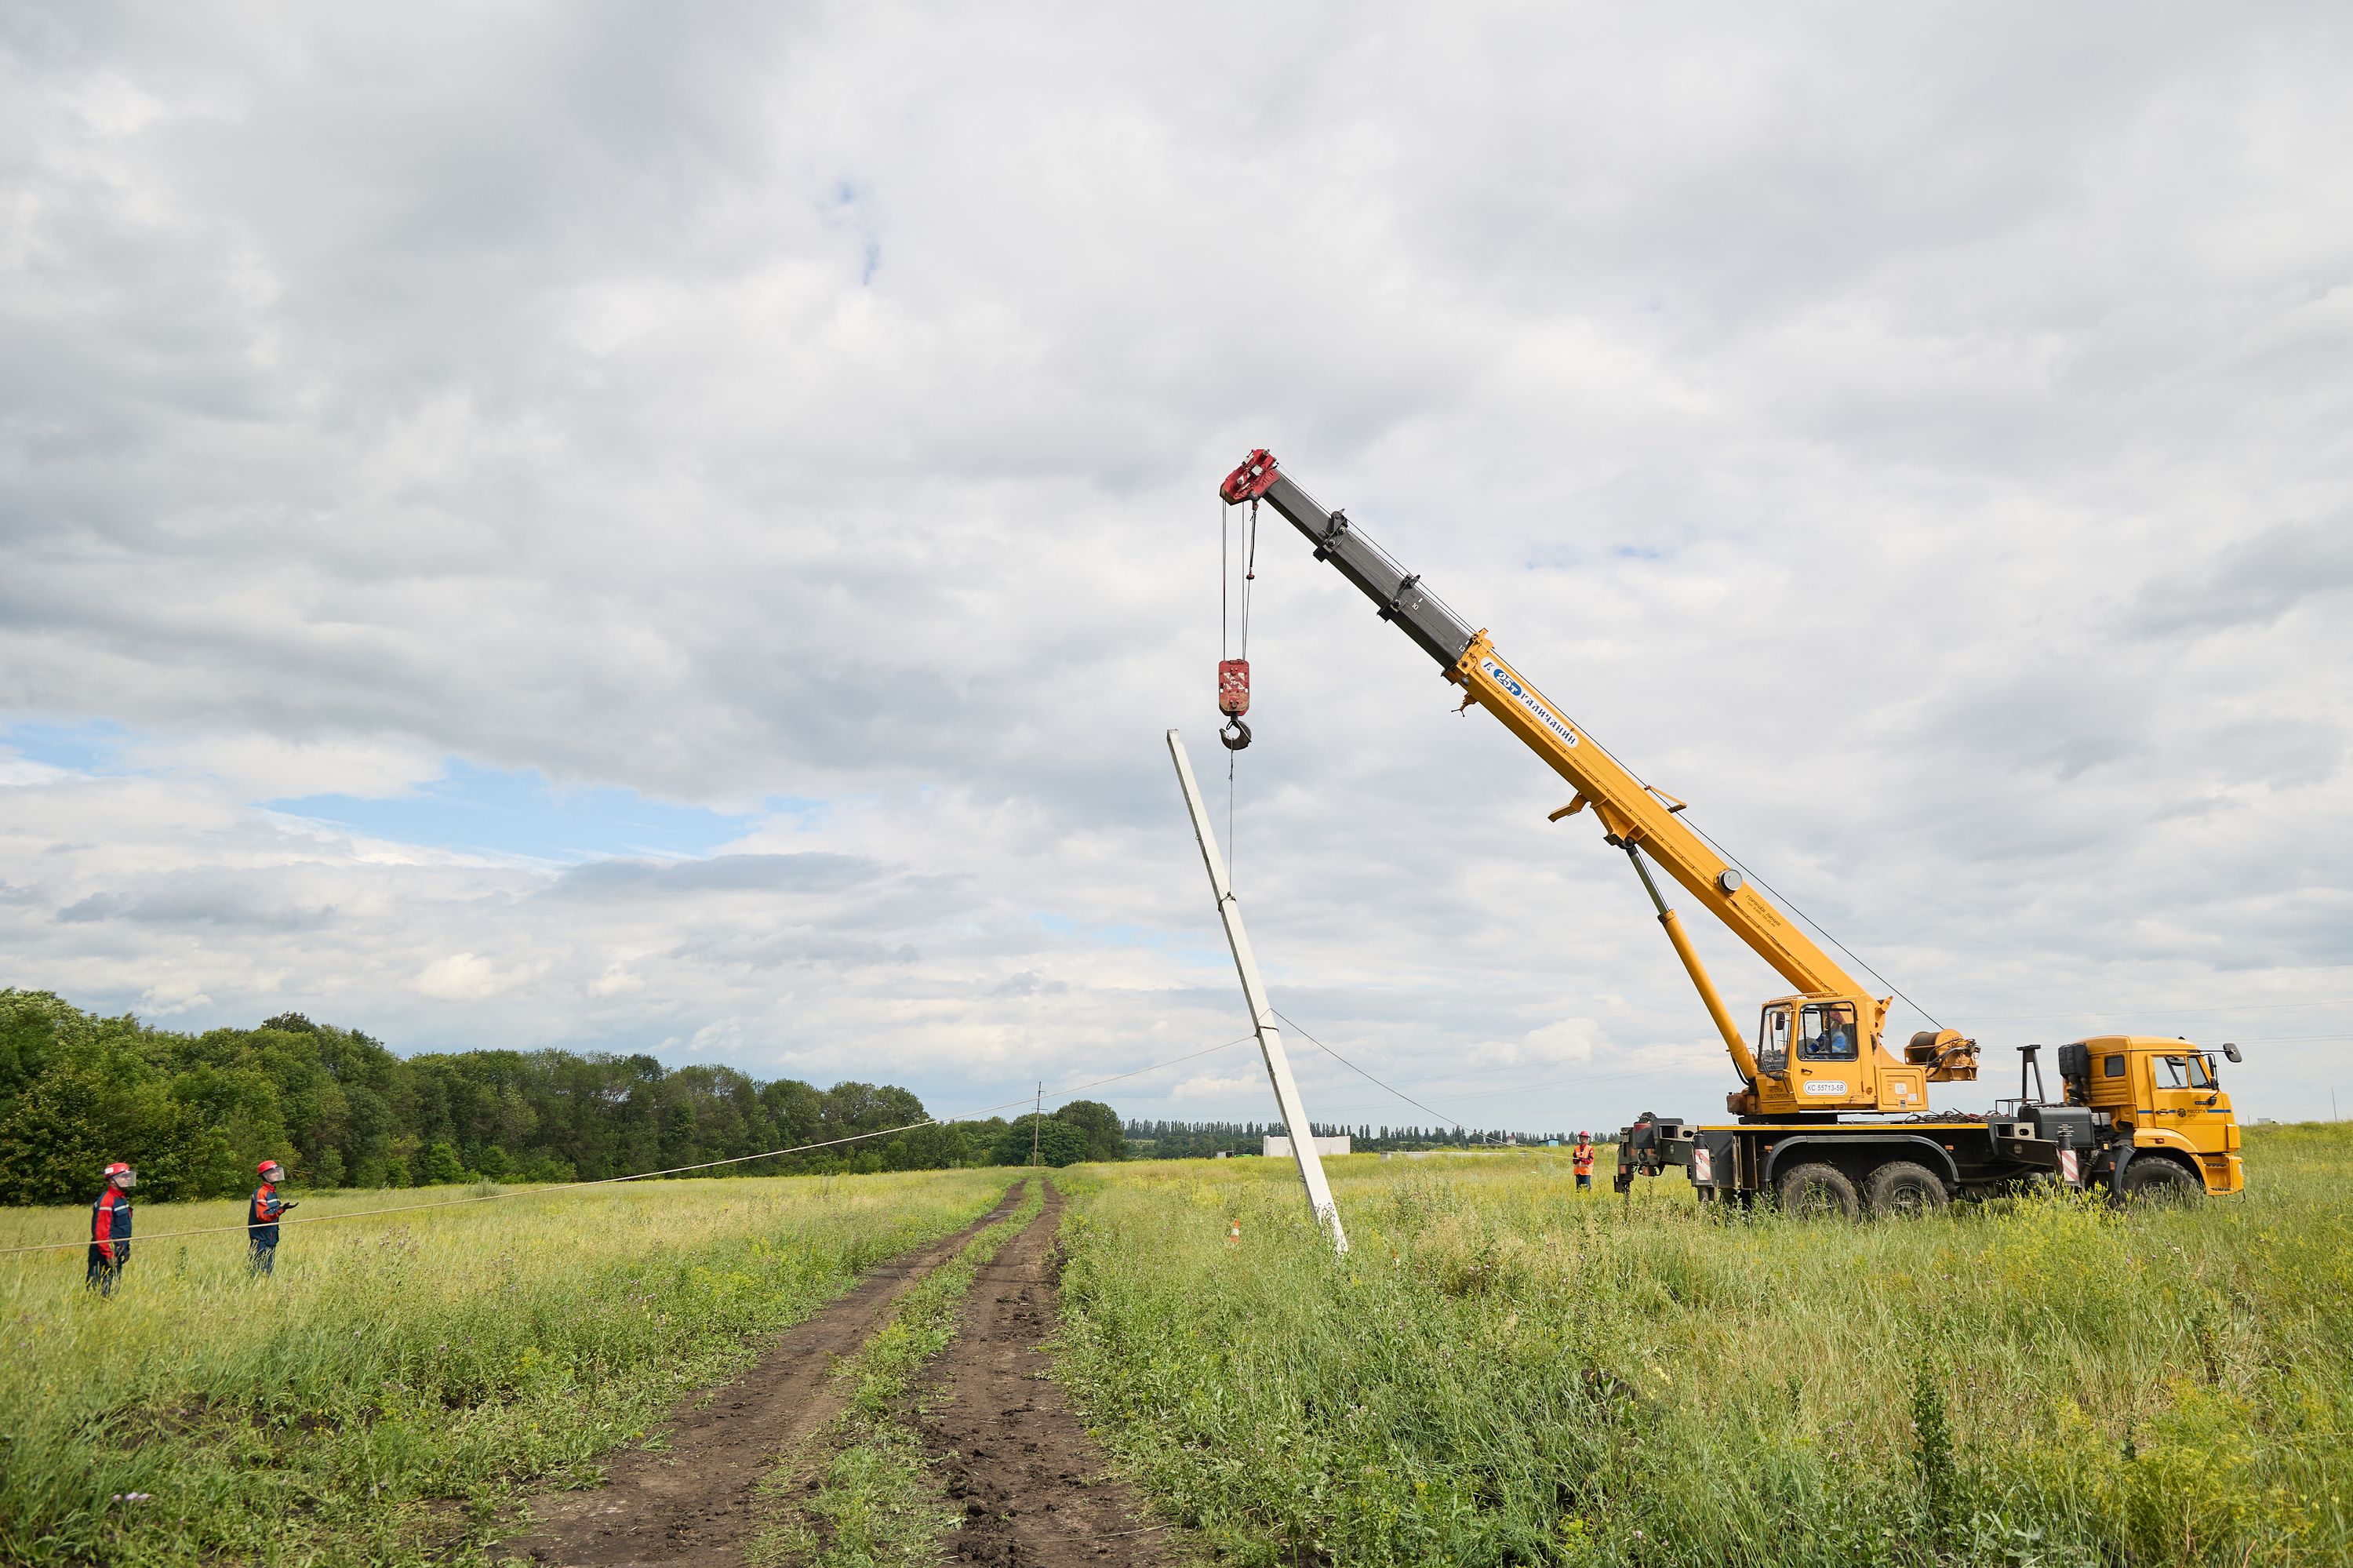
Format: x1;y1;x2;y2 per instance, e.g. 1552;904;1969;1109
3;2;2348;1137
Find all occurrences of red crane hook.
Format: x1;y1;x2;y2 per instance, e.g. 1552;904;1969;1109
1217;658;1252;751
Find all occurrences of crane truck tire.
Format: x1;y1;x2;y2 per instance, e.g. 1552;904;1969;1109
1863;1161;1951;1218
1775;1162;1859;1220
2118;1156;2202;1205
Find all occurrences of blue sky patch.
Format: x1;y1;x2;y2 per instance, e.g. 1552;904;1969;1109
1;719;135;773
266;759;762;862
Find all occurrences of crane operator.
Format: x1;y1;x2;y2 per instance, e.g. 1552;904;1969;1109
1800;1013;1855;1061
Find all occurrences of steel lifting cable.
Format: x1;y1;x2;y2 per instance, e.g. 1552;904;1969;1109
1518;686;1950;1032
1676;813;1947;1030
0;1035;1260;1260
1215;495;1254;753
1271;1009;1466;1130
1217;493;1264;869
1233;739;1252;885
1241;496;1258;660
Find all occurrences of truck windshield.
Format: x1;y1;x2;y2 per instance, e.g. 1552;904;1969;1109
1798;1002;1859;1062
2157;1054;2213;1089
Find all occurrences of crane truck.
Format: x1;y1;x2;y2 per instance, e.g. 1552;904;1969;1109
1217;449;2246;1216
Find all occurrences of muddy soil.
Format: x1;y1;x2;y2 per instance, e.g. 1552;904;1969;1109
504;1183;1030;1568
917;1184;1174;1568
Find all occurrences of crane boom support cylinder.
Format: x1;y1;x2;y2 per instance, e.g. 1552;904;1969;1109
1624;844;1758;1082
1657;910;1761;1082
1166;729;1349;1254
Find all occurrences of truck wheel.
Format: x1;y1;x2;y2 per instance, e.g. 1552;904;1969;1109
1864;1161;1950;1218
2118;1157;2202;1205
1775;1162;1859;1219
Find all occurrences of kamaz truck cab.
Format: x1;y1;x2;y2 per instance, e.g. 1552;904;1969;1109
2043;1036;2246;1199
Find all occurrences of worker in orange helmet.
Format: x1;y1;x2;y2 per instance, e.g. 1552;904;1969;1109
248;1159;298;1276
88;1162;135;1295
1572;1131;1597;1192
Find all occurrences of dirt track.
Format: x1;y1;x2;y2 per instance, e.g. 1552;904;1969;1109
507;1185;1027;1567
505;1177;1170;1567
916;1182;1172;1567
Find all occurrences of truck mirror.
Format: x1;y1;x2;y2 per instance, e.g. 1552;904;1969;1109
2222;1042;2242;1063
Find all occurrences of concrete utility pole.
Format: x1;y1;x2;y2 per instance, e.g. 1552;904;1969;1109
1166;729;1348;1254
1031;1082;1042;1168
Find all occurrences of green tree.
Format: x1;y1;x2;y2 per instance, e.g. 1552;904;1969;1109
1053;1099;1125;1162
416;1141;466;1185
993;1114;1089;1167
0;1057;238;1203
0;989;85;1119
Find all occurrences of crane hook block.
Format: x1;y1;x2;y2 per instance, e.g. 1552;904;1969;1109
1217;658;1251;717
1217;659;1252;749
1219;449;1282;504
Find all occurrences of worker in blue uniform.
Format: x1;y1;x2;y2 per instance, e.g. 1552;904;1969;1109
248;1159;296;1276
88;1162;134;1295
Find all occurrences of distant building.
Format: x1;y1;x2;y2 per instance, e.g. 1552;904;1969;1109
1264;1135;1351;1159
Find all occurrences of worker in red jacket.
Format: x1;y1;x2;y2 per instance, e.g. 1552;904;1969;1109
1572;1132;1597;1191
248;1159;296;1276
87;1162;135;1295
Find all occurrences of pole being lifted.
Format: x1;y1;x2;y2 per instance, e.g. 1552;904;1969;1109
1166;729;1348;1254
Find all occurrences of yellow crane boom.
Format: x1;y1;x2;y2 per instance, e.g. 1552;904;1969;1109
1219;449;1978;1117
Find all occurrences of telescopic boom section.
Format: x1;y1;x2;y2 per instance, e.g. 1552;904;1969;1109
1218;449;1878;1082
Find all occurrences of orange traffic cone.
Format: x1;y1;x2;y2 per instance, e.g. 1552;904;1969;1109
1226;1221;1242;1247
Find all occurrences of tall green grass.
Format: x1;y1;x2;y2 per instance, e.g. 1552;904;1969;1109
1055;1126;2353;1567
0;1170;1012;1566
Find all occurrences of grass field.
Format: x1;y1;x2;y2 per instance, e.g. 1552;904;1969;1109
0;1170;1013;1566
8;1132;2348;1568
1055;1125;2353;1568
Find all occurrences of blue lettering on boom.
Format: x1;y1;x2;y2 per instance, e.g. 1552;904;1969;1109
1479;657;1579;748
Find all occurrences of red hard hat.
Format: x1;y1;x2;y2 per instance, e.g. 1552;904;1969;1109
258;1160;283;1174
103;1162;132;1177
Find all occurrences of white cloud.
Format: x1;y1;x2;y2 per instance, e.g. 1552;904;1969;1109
587;964;646;999
1171;1071;1268;1104
1;3;2348;1130
1497;1022;1598;1071
415;952;535;1003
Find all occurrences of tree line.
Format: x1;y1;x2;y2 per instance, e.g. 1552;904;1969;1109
0;990;1125;1205
1122;1119;1573;1157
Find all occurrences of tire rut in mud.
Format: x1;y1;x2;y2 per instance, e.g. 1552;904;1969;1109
916;1183;1173;1568
504;1184;1030;1568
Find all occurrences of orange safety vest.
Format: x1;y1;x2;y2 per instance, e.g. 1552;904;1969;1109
1572;1141;1595;1174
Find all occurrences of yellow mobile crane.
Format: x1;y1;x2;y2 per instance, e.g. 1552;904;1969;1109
1218;449;2246;1214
